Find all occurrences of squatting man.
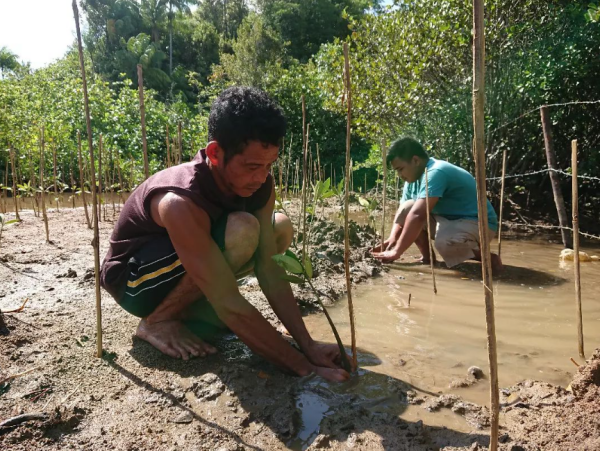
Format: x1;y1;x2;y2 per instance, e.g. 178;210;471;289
100;87;350;382
371;137;502;273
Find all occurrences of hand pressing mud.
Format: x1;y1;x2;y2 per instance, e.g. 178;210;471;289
136;319;217;360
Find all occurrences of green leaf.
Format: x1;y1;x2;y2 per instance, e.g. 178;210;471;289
304;255;313;280
4;219;18;226
358;196;370;208
281;274;305;284
272;254;304;274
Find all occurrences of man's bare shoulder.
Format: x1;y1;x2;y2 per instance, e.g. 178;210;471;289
150;191;209;229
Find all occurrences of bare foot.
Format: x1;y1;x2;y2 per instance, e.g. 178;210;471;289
414;254;436;265
136;319;217;360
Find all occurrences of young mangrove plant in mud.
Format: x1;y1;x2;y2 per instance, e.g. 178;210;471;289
272;249;352;373
358;195;379;227
0;213;18;255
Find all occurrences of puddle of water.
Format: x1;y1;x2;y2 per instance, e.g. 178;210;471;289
301;238;600;437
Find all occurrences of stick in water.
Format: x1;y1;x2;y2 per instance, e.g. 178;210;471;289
424;167;437;294
497;149;507;257
571;139;584;358
472;1;500;448
73;0;103;358
343;42;357;370
380;139;387;251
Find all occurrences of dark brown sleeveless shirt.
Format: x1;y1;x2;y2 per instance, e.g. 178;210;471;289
100;149;273;299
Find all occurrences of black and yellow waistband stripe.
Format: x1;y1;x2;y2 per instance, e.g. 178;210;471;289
127;258;183;288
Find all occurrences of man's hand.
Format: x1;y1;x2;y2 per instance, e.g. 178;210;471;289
313;366;350;382
305;342;354;370
371;238;396;253
371;247;402;263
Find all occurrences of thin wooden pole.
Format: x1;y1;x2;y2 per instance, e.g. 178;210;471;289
73;0;103;359
109;147;115;217
285;134;292;198
70;152;76;209
116;151;124;208
77;131;91;229
380;140;387;251
343;42;357;370
473;1;499;449
541;106;572;249
424;167;437;294
316;143;322;181
497;150;507;256
29;147;38;217
571;139;584;358
9;147;20;221
39;128;49;242
52;144;59;212
177;121;183;165
301;96;309;258
137;64;150;179
166;125;171;168
129;156;135;192
98;134;104;221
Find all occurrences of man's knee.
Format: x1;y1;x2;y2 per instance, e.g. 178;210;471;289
395;200;416;227
224;212;260;263
274;212;293;253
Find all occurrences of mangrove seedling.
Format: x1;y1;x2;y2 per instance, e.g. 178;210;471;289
358;195;379;227
0;213;18;255
272;249;352;373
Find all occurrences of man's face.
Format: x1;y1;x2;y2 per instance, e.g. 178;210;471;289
217;140;279;197
391;156;422;183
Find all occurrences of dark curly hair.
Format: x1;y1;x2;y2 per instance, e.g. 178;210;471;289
386;137;429;166
208;86;287;163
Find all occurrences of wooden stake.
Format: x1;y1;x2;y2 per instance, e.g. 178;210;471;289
77;131;91;229
424;167;437;294
109;147;115;216
129;156;135;192
70;152;76;209
316;143;322;181
301;94;309;258
52;143;59;212
497;150;507;257
472;2;499;449
137;64;150;179
285;134;292;198
1;158;7;214
541;106;572;249
28;148;38;217
571;139;584;358
98;134;104;221
178;121;183;165
380;140;387;251
9;147;20;222
343;42;357;370
166;125;171;168
116;151;124;208
73;0;103;359
39;128;49;242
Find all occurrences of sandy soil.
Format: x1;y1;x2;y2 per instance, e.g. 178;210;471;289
1;204;599;450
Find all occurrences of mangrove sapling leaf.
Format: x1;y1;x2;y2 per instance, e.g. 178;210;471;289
272;249;352;373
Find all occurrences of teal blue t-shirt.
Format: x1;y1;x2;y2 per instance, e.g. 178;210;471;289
401;158;498;231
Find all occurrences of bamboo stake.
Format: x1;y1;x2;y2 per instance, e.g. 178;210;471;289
1;158;6;214
343;42;357;370
137;64;150;179
316;143;322;181
73;0;103;359
166;125;171;168
52;144;59;212
39;128;49;242
98;134;104;221
472;1;499;449
70;152;76;209
364;173;367;194
381;140;387;252
29;148;38;217
178;121;183;165
497;150;507;256
77;131;91;229
301;94;309;258
9;147;20;221
424;167;437;294
571;139;584;358
116;151;124;208
129;156;135;192
109;147;115;217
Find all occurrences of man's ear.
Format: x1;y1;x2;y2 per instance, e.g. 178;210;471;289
206;141;223;166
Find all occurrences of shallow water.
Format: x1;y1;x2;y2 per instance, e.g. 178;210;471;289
296;238;600;447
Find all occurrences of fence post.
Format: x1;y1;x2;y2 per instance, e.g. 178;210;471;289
540;106;572;249
571;140;584;358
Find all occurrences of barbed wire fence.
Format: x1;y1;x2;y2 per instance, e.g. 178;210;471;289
483;99;600;243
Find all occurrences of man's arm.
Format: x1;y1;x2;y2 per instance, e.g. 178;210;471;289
157;193;317;376
253;186;348;370
373;197;438;261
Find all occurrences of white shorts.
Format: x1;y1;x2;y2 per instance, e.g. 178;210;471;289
395;200;496;267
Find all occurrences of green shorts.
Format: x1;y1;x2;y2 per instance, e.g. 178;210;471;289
118;212;276;323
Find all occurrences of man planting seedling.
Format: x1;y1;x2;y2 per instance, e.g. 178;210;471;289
100;87;350;382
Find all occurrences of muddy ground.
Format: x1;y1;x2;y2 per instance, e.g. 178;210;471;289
1;201;599;450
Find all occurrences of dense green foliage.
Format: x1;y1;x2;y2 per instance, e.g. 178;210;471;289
1;0;599;223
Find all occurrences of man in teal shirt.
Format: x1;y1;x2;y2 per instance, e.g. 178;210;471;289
372;137;502;272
